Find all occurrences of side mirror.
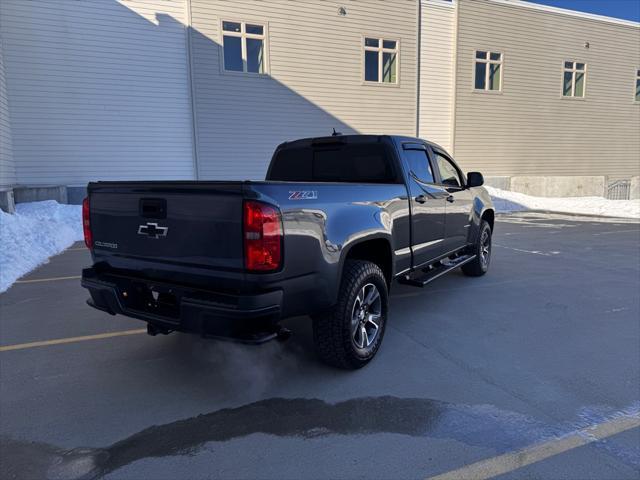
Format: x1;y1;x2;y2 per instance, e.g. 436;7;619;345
466;172;484;188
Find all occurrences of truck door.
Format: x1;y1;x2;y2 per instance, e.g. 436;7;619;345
431;148;473;252
400;143;447;268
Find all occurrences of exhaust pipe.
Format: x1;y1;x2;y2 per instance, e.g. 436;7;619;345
147;323;172;336
276;326;292;341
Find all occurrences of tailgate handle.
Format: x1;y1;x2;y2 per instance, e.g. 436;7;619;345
140;198;167;219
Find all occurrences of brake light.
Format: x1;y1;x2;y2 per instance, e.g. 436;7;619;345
82;197;93;250
244;200;283;271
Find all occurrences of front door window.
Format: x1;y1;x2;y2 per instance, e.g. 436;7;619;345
434;154;463;188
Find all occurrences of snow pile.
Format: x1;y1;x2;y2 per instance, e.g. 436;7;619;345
0;201;83;293
486;186;640;219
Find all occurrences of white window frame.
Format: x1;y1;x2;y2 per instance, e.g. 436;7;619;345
473;50;503;93
220;20;269;75
561;60;587;99
635;68;640;103
362;36;400;86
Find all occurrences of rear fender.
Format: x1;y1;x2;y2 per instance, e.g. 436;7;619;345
338;234;394;289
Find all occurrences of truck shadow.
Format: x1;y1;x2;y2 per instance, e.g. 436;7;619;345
140;271;469;406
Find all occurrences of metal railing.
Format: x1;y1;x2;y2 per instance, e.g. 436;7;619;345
606;180;631;200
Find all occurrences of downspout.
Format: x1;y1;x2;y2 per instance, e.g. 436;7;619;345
185;0;200;179
449;0;460;155
415;0;422;138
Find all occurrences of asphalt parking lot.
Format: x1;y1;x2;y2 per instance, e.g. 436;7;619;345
1;212;639;480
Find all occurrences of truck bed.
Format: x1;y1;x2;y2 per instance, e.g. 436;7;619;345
86;179;410;302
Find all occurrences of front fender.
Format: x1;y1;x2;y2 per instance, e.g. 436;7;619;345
468;187;494;243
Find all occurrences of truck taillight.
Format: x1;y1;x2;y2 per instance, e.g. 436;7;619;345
244;200;283;272
82;197;93;250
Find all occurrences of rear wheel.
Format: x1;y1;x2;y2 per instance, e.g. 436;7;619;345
312;260;388;369
462;220;492;277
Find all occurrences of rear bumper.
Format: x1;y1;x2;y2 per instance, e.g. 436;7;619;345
81;268;283;342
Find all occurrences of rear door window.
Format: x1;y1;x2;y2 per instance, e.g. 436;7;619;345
403;148;434;184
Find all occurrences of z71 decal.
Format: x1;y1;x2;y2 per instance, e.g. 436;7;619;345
288;191;318;200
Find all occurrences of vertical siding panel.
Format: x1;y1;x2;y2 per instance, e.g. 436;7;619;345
0;0;195;185
453;0;640;177
0;37;16;188
190;0;418;180
419;0;455;151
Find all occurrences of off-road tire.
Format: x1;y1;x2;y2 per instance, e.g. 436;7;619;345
312;260;388;369
462;220;492;277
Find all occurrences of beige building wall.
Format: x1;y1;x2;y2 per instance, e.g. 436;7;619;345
452;0;640;178
189;0;418;180
419;0;456;152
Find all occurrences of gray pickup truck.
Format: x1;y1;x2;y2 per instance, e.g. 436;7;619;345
81;134;494;369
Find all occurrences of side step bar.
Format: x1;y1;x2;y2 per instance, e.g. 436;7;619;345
398;254;476;288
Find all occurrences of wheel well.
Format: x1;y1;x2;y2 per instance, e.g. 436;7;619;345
345;239;392;287
482;209;495;231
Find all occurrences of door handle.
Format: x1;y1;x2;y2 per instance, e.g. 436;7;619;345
415;195;427;204
446;195;455;203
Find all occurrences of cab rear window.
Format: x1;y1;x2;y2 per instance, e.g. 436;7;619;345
267;142;398;183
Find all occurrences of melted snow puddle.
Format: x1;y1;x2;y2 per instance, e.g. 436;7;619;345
2;397;638;479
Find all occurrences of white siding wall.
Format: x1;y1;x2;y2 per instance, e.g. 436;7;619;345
453;0;640;177
0;37;16;188
0;0;194;185
189;0;418;180
419;0;455;151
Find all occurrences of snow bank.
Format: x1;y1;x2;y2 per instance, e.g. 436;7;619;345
0;201;83;293
486;187;640;219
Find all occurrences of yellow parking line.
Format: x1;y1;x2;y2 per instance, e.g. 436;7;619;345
15;275;82;284
427;413;640;480
0;329;147;352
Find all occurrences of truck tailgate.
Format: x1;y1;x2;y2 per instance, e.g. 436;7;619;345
89;182;244;272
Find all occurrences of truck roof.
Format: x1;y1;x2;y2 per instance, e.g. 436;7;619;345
277;134;446;153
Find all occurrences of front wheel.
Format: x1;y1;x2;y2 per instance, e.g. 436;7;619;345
462;220;492;277
312;260;388;369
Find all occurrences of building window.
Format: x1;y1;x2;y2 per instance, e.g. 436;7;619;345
562;61;586;98
474;51;502;91
222;21;266;74
636;69;640;102
364;37;398;84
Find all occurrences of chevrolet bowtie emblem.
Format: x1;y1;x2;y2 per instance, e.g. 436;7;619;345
137;222;168;239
